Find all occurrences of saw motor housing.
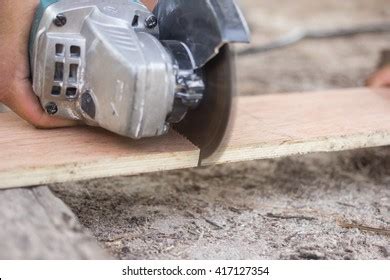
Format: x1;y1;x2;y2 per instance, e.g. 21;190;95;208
30;0;249;139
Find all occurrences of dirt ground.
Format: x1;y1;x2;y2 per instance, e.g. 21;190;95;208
52;0;390;260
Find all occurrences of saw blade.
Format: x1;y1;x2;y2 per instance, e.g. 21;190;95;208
174;44;236;162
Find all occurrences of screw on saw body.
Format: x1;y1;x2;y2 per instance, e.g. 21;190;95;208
53;14;67;27
145;15;158;29
45;102;58;115
162;123;170;134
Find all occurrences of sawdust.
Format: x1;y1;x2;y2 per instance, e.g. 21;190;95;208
52;0;390;260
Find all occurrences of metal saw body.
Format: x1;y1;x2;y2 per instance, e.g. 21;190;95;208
30;0;250;158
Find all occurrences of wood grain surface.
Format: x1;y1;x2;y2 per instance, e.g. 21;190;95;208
204;88;390;165
0;114;200;189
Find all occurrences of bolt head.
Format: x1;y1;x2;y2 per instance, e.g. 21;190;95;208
162;123;170;134
45;102;58;115
53;13;67;27
145;15;158;29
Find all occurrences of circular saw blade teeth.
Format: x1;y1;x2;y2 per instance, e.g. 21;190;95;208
174;44;236;162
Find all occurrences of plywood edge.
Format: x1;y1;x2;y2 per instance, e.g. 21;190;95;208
204;130;390;165
235;87;372;100
0;149;200;190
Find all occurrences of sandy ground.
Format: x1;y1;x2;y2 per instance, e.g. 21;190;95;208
52;0;390;259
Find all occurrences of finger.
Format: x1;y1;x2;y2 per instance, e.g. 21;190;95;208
3;80;79;129
366;66;390;88
142;0;158;11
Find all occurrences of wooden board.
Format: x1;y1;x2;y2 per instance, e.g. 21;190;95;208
0;114;200;189
1;88;390;188
0;186;109;259
204;88;390;165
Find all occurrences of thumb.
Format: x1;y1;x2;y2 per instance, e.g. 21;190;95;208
2;79;78;128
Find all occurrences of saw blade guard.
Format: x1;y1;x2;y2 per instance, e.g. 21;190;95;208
154;0;250;68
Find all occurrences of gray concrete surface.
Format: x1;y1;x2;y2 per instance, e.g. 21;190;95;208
52;0;390;260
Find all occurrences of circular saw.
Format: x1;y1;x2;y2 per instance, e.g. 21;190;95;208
30;0;250;161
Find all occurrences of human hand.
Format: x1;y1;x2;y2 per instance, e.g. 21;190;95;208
366;66;390;88
142;0;158;11
0;0;77;128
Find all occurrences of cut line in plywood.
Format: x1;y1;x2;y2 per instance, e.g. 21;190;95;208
0;114;200;189
1;88;390;189
204;88;390;165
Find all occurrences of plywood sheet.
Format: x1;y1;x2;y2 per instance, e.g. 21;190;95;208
205;88;390;165
0;113;200;189
2;88;390;188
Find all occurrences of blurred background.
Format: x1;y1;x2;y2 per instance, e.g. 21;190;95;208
237;0;389;94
